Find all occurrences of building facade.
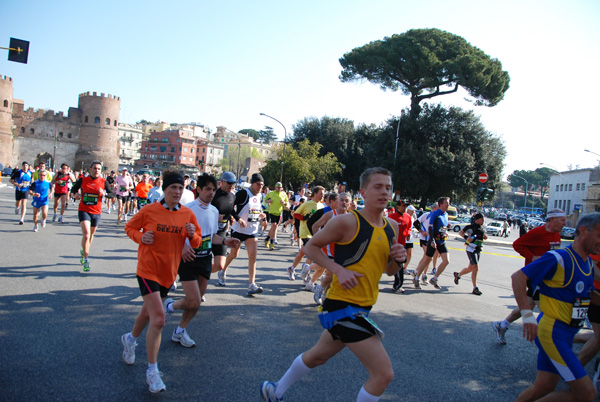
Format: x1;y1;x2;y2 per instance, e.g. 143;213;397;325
118;123;144;166
547;168;600;216
0;74;120;172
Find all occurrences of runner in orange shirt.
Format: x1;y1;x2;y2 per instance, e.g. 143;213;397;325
120;170;202;394
135;173;153;210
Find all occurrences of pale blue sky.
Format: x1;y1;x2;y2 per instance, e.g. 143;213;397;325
2;0;599;178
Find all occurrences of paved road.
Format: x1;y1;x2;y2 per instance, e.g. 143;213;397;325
0;185;591;401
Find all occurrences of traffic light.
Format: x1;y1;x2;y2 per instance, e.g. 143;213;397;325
7;38;29;64
483;188;494;201
476;187;485;202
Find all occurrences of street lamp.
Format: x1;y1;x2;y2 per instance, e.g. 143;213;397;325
260;113;287;184
585;149;600;167
512;174;529;212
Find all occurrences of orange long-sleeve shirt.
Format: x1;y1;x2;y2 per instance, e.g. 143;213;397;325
125;202;202;288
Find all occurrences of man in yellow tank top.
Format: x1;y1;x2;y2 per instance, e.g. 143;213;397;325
260;167;407;402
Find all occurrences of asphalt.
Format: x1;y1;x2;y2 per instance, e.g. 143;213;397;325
0;185;591;401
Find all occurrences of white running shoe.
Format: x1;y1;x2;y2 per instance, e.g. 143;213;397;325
58;215;63;223
171;329;196;348
33;224;38;232
217;270;226;286
52;213;57;222
313;284;324;304
300;263;311;284
162;298;174;322
146;370;166;393
287;266;295;281
248;283;263;295
121;333;137;365
305;281;315;292
15;207;19;215
42;220;46;228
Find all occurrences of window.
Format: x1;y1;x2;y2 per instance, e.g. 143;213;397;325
582;183;586;191
182;156;186;161
190;149;194;153
106;118;110;125
171;147;175;152
30;128;34;134
59;132;63;138
114;120;117;126
560;184;564;191
94;117;100;124
568;184;572;191
558;200;562;209
85;116;88;123
183;147;188;152
161;137;169;143
20;127;24;133
68;133;72;138
160;146;167;152
150;146;157;151
556;185;559;191
567;200;571;214
577;183;580;191
3;100;8;107
554;200;557;208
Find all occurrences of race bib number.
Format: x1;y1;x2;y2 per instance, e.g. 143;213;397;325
218;219;228;231
120;186;127;192
194;236;213;257
248;208;262;223
570;298;590;327
82;193;99;205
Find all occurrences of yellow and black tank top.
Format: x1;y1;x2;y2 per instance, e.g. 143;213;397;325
327;210;396;307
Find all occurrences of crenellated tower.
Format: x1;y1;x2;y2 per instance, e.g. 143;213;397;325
75;91;120;172
0;76;14;166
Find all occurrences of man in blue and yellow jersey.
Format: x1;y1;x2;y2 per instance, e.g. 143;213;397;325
512;212;600;402
260;167;407;402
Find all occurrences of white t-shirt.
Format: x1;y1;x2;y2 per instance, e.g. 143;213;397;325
184;198;219;258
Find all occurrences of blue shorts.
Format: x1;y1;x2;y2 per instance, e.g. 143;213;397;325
535;313;586;381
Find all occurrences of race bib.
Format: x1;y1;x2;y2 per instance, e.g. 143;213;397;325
570;298;590;327
248;208;262;222
218;219;228;231
194;235;213;257
82;193;99;205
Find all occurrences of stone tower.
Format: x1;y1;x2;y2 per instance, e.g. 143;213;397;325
0;76;14;167
75;91;120;172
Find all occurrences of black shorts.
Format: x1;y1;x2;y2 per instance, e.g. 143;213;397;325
420;239;428;248
117;194;130;202
323;299;376;343
405;242;414;249
294;220;300;234
78;211;101;227
426;242;447;257
301;238;310;246
267;213;281;224
54;192;68;199
15;190;28;201
212;230;228;256
231;230;258;241
179;256;212;281
588;301;600;324
466;250;480;265
282;210;291;222
137;276;170;298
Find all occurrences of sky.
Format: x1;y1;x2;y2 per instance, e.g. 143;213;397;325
1;0;599;179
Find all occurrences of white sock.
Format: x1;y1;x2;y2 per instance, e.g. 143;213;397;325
147;362;158;372
127;333;137;343
175;326;185;334
357;386;379;402
167;302;175;313
501;319;510;329
275;354;311;398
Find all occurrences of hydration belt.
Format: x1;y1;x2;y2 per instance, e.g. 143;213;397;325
318;305;370;329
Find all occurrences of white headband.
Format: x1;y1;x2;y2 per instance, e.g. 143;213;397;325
547;212;566;219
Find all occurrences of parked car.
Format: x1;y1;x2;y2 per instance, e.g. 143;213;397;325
487;221;511;237
450;216;472;232
561;227;576;239
2;167;14;177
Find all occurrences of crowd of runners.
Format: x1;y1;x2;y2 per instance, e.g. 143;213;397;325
5;160;600;401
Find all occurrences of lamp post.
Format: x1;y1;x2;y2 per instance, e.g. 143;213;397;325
260;113;287;184
512;174;529;212
585;149;600;167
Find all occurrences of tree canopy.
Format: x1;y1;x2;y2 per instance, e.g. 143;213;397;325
259;139;342;190
367;104;506;206
339;28;510;116
508;167;555;201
